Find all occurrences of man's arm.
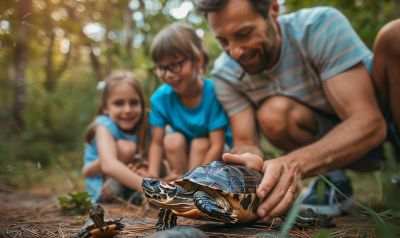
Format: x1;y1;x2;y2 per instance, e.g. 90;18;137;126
294;63;386;176
254;63;386;220
223;63;387;220
222;106;265;171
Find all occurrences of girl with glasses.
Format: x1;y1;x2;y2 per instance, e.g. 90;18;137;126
147;22;232;181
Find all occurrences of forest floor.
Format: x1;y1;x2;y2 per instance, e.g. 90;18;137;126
1;160;399;237
0;181;386;238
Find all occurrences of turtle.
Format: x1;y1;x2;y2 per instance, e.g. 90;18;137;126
72;204;124;238
142;160;334;231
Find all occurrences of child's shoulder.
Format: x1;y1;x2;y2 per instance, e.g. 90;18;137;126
202;78;217;94
94;115;117;129
94;115;112;124
150;84;174;99
93;115;123;138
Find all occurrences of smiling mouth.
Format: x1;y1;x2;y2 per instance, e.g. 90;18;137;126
168;80;180;87
239;51;257;64
121;118;135;122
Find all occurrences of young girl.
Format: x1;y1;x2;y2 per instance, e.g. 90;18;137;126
82;71;149;202
147;23;232;181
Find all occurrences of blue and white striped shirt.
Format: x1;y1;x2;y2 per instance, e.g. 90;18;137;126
211;6;373;116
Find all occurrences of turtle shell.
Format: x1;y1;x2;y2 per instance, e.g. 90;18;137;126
176;161;262;194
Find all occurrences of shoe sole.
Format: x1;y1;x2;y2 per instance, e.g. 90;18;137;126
300;196;354;216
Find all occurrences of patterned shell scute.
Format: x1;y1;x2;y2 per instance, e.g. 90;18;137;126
180;161;262;194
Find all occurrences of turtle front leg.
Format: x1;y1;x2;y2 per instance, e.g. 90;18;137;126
193;190;237;223
156;208;177;231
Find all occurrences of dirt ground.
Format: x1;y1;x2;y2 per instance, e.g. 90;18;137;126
0;188;382;238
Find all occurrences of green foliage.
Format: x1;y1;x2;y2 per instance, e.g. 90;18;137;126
320;175;400;237
377;142;400;210
285;0;400;48
58;191;93;215
279;194;304;237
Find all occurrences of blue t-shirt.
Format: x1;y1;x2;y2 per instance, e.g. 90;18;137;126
149;78;232;147
211;7;373;116
83;115;138;201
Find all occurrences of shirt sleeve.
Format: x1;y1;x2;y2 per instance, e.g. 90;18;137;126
305;7;371;80
211;53;252;117
213;77;252;117
94;115;119;138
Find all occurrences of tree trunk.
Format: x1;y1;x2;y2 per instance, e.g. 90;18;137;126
89;47;103;81
12;0;32;132
44;31;55;92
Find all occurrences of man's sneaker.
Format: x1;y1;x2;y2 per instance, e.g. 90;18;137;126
300;172;354;216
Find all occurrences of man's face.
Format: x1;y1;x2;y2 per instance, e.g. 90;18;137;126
208;0;281;75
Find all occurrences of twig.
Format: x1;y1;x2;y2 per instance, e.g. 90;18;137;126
57;223;65;238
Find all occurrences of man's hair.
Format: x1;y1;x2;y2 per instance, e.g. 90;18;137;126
193;0;271;18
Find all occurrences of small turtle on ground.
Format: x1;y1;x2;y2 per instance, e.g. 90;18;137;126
142;161;334;231
72;204;124;238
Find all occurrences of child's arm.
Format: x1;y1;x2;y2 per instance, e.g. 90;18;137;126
96;125;143;191
202;129;226;164
147;126;165;178
82;160;102;177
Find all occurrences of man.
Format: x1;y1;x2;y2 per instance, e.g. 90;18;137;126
192;0;400;220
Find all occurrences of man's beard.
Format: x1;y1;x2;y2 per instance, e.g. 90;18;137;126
239;21;279;75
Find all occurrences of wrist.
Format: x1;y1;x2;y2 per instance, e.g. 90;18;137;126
282;152;306;178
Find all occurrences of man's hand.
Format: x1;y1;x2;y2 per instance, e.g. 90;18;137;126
256;156;302;220
222;153;302;220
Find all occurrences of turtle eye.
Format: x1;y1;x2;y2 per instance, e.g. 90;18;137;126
150;180;160;186
167;189;177;196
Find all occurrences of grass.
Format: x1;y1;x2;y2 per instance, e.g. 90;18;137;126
0;152;85;194
259;135;400;237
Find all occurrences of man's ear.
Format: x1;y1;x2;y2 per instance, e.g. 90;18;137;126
269;0;280;20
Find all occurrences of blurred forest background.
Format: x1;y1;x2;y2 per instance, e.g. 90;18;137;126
0;0;399;191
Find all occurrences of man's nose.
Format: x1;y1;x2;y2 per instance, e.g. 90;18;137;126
228;44;244;60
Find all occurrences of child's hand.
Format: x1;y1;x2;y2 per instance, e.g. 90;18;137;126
128;163;152;177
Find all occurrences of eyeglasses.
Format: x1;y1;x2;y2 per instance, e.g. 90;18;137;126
155;58;189;77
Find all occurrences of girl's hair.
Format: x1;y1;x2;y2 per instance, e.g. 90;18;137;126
85;71;150;159
150;22;209;72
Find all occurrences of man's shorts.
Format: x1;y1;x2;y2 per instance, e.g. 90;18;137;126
313;108;399;171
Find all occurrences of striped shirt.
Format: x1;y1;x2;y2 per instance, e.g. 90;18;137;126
211;6;373;116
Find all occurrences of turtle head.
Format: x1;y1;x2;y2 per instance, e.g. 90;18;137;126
142;178;193;209
89;204;105;228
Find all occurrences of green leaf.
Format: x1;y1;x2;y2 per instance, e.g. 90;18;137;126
57;191;92;215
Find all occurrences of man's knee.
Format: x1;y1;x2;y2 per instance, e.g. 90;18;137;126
164;132;186;152
374;19;400;57
257;97;292;140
